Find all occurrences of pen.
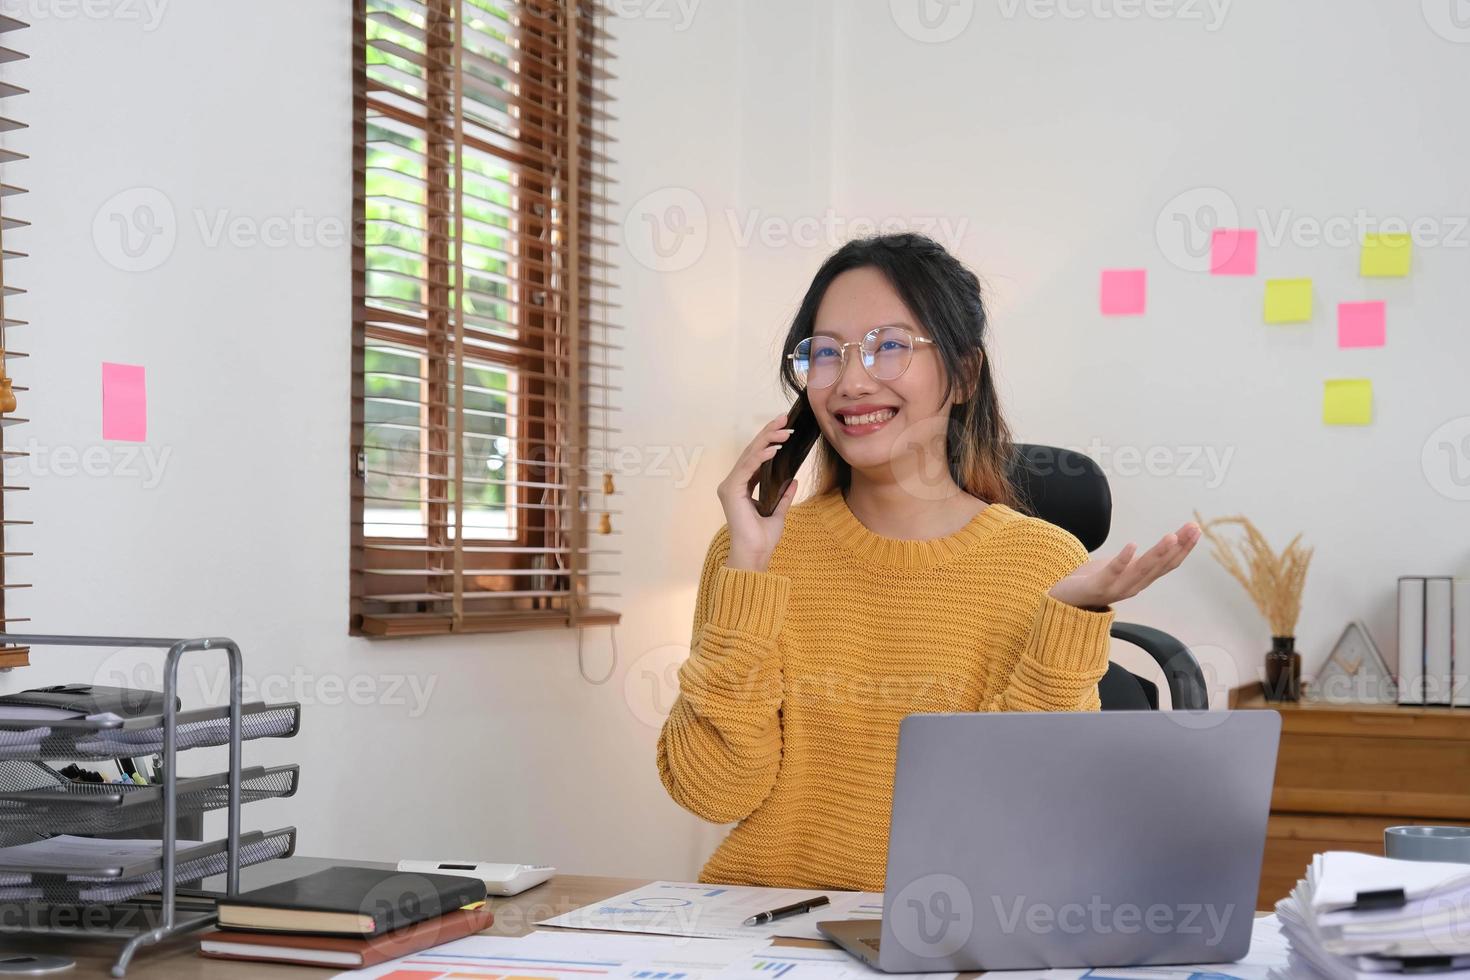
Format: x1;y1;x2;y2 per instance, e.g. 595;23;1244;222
743;895;830;926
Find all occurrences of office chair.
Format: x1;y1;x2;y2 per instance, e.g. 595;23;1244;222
1007;444;1209;711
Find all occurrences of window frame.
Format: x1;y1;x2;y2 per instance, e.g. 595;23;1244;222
350;0;620;638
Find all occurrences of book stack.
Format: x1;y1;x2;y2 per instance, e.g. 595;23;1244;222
1272;851;1470;980
200;866;493;968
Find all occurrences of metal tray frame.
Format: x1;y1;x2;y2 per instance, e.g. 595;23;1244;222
0;633;299;976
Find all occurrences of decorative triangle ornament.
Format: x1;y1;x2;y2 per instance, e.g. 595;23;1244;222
1305;621;1397;704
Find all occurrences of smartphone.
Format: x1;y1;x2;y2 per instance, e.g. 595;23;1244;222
746;394;821;517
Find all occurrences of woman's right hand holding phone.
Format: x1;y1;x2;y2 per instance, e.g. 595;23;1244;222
717;413;800;572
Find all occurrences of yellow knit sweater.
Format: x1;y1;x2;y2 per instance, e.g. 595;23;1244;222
655;488;1115;891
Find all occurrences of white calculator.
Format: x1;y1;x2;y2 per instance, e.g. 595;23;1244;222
396;860;556;896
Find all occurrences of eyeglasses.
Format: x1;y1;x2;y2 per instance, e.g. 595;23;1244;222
787;325;938;390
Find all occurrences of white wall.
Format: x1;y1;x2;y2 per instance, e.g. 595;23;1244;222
0;0;745;879
705;0;1470;701
1;0;1467;882
817;0;1470;699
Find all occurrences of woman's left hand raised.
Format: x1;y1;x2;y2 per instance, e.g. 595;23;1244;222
1047;522;1202;612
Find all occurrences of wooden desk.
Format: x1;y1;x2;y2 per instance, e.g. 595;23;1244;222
0;872;648;979
0;869;1275;979
1229;683;1470;909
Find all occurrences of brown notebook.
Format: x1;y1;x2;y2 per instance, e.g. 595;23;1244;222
199;904;494;968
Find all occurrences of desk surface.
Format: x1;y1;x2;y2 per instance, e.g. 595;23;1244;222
1;871;645;979
1;869;1272;979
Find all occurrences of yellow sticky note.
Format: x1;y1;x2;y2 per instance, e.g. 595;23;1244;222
1360;233;1412;277
1323;379;1372;426
1264;278;1312;323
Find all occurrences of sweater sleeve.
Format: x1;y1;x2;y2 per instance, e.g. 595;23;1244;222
656;525;789;823
984;523;1114;713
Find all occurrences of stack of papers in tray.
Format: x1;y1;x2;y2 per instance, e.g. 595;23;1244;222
0;726;51;757
1271;851;1470;980
0;833;204;874
0;832;295;903
0;697;297;756
76;711;295;754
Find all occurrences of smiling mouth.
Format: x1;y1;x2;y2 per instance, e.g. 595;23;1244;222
836;407;899;431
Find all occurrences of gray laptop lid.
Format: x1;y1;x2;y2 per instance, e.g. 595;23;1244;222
880;710;1281;972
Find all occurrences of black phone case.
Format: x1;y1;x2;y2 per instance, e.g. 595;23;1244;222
747;396;820;517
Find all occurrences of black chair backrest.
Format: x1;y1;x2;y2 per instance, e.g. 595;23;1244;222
1007;444;1111;552
1099;661;1158;711
1007;444;1173;711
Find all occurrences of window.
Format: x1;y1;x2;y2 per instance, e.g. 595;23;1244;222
352;0;621;637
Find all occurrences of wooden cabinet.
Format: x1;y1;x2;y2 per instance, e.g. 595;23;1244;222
1229;685;1470;909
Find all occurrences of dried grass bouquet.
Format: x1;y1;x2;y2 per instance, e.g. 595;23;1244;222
1193;511;1313;636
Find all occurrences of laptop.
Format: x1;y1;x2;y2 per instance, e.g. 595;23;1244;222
818;709;1281;972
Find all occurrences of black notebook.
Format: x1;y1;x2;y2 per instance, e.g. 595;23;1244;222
216;867;487;937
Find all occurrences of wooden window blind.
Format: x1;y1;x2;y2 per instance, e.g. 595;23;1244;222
352;0;622;638
0;13;28;668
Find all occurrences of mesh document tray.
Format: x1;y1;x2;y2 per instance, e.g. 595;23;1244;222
0;763;300;845
0;827;297;907
0;700;301;761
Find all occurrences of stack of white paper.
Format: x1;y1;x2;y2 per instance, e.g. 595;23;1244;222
1272;852;1470;980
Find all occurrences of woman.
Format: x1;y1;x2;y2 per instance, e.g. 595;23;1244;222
656;233;1200;891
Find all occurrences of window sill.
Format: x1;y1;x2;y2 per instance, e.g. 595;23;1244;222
354;608;621;638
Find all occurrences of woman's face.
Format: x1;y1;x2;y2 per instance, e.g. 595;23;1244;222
806;266;961;481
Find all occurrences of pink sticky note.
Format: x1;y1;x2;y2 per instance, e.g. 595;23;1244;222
1337;301;1386;348
1210;229;1257;275
1100;269;1147;315
102;362;147;441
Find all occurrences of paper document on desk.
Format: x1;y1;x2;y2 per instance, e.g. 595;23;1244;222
331;931;763;980
331;929;952;980
519;930;946;978
980;913;1289;980
702;941;955;980
536;880;884;941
